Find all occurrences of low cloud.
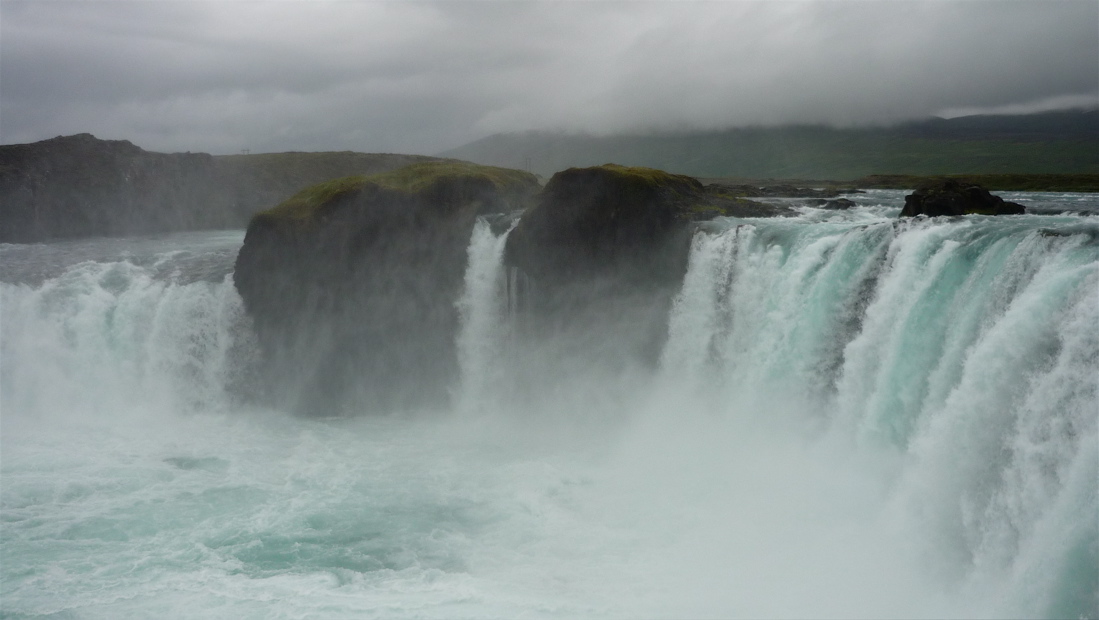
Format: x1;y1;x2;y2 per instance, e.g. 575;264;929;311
2;1;1095;155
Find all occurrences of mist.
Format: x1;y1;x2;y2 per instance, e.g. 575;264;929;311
2;2;1098;616
4;194;1096;616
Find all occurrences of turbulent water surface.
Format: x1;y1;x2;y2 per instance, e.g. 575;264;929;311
2;192;1097;618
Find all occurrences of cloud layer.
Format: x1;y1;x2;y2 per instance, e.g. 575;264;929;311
2;1;1096;155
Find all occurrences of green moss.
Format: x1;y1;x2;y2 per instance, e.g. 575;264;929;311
590;163;700;192
217;151;439;183
257;161;537;223
366;161;536;193
261;175;370;220
591;164;775;217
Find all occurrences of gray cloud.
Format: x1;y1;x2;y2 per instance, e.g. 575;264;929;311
2;1;1096;155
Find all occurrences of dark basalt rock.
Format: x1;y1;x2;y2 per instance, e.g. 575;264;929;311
503;164;768;371
233;161;540;415
506;164;787;289
900;179;1026;217
506;164;698;287
822;198;857;210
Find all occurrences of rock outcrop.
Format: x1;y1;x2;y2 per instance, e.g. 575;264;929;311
822;198;857;210
506;164;787;288
900;179;1026;217
503;164;780;372
233;161;540;415
0;133;443;242
233;162;797;414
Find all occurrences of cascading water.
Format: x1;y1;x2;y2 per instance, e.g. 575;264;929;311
2;195;1097;618
660;207;1098;618
2;261;255;420
454;218;516;413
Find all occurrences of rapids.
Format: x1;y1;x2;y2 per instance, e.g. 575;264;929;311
2;192;1097;618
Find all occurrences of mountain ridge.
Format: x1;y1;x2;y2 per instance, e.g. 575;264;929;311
440;109;1099;179
0;133;444;242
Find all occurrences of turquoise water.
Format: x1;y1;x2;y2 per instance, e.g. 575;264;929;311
2;192;1097;618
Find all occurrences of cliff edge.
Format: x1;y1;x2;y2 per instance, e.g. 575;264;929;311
233;161;540;414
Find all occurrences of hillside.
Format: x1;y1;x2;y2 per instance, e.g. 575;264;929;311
0;134;442;242
440;110;1099;180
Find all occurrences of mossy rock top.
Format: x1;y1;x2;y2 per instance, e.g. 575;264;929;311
543;163;703;200
258;161;539;221
532;163;789;223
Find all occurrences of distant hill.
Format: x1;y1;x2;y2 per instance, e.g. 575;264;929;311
0;134;442;242
440;110;1099;180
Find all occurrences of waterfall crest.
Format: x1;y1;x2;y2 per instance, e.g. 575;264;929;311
655;214;1098;617
1;259;257;420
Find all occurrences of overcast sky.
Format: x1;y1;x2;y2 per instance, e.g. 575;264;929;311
2;1;1096;155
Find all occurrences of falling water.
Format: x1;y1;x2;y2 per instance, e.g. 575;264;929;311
2;196;1097;618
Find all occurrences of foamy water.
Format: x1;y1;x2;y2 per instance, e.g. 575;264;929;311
3;193;1097;618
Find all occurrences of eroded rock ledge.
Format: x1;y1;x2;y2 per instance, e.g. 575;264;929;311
233;161;540;414
234;162;797;414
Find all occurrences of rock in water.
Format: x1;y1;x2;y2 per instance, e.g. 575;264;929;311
900;179;1026;217
507;164;698;286
822;198;857;210
234;161;540;415
504;164;756;369
506;164;788;288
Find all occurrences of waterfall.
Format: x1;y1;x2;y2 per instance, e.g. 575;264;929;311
3;203;1096;618
454;217;516;412
661;213;1099;617
1;259;257;420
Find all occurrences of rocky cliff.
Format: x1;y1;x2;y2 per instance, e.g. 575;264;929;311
232;162;794;415
233;161;541;415
503;164;785;374
0;134;441;242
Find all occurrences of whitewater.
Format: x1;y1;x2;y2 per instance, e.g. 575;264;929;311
2;191;1096;618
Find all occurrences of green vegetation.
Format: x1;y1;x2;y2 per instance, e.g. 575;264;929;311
259;161;537;222
262;175;371;220
579;163;701;196
544;163;784;220
366;161;537;193
595;163;695;183
217;151;438;185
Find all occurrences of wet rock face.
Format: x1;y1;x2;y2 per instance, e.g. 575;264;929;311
234;162;800;414
823;198;857;210
233;163;540;415
900;179;1026;217
503;165;709;370
506;165;699;287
